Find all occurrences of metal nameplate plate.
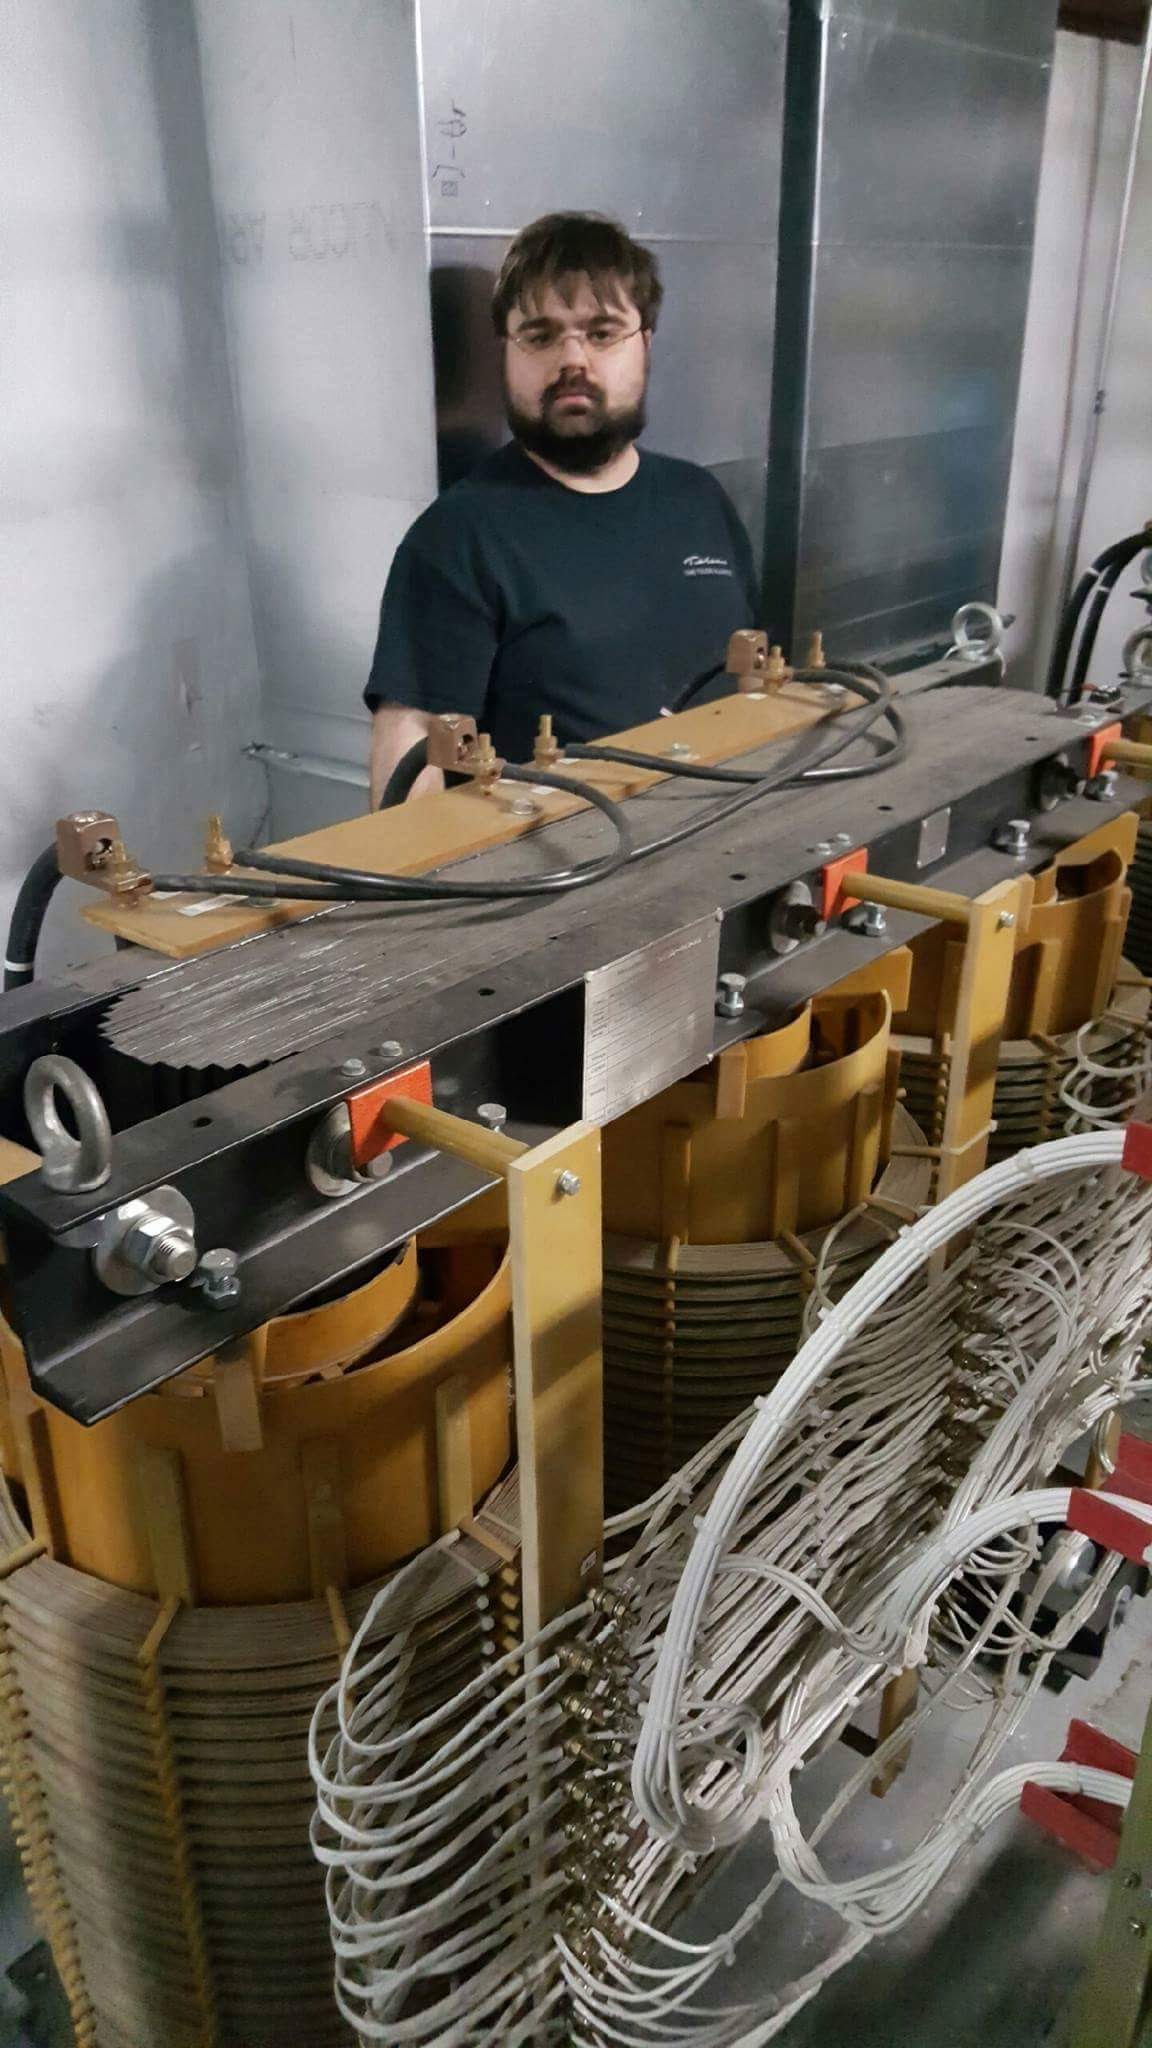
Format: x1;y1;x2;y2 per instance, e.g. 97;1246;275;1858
582;913;722;1125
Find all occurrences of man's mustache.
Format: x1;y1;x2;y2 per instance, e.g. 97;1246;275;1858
544;375;603;403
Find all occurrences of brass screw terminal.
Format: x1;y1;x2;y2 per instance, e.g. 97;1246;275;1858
464;731;504;792
804;630;826;670
764;644;792;689
203;813;234;874
533;713;562;768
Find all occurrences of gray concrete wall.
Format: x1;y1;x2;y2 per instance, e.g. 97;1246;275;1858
1;1;266;973
192;0;437;836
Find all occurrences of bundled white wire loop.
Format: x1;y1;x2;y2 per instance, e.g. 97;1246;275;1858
312;1128;1152;2045
632;1130;1136;1854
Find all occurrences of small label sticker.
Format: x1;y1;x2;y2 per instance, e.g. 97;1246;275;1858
579;1548;598;1579
176;895;247;917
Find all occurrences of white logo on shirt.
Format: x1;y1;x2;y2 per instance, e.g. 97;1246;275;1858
683;554;733;578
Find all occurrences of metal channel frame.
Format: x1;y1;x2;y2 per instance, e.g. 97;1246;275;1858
1;677;1150;1423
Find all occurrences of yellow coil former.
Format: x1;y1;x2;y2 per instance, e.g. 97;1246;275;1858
600;985;932;1507
892;820;1149;1168
0;1236;512;1606
602;988;900;1246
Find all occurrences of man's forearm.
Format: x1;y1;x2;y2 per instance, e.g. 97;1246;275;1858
368;706;446;809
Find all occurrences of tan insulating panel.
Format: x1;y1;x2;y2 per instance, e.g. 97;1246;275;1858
602;990;896;1245
1;1241;511;1605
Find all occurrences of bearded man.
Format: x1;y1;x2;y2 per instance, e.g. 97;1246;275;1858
365;212;758;803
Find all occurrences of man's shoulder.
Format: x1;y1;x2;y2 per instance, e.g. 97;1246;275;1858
639;450;726;498
402;445;534;554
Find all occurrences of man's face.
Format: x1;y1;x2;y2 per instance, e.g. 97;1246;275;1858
502;274;650;475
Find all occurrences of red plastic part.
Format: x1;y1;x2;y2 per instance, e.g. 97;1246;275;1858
820;846;868;921
1020;1719;1136;1872
1086;721;1123;781
346;1060;434;1167
1114;1433;1152;1506
1122;1121;1152;1181
1068;1487;1152;1564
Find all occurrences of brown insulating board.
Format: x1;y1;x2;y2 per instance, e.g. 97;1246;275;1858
81;687;832;958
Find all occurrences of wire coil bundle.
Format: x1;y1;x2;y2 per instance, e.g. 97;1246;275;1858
313;1132;1152;2045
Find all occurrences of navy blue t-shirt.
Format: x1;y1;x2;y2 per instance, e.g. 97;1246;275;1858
364;443;759;764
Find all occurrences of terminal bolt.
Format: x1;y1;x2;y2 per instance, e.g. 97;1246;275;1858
197;1247;242;1308
843;902;888;939
993;819;1031;858
121;1214;197;1284
92;1184;198;1298
477;1102;508;1131
715;973;747;1019
1084;769;1119;802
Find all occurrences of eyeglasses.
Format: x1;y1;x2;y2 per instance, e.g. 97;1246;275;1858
506;320;644;360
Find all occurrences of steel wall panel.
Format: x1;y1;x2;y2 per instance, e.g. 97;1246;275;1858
193;0;438;797
419;0;788;555
821;0;1061;60
774;0;1060;659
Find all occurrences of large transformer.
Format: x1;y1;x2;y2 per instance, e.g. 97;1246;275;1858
0;658;1150;2043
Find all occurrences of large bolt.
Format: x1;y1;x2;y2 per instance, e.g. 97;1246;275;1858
121;1214;198;1284
477;1102;508;1130
339;1057;368;1081
1084;769;1119;801
993;819;1030;858
782;902;827;942
377;1040;404;1061
844;903;887;939
556;1170;582;1197
197;1247;241;1307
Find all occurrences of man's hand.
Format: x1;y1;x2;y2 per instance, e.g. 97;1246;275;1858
369;706;446;810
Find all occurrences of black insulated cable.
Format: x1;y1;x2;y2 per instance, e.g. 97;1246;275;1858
4;846;62;990
236;762;634;902
1046;528;1149;703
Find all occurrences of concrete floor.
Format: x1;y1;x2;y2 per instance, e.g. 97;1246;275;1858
0;1609;1147;2046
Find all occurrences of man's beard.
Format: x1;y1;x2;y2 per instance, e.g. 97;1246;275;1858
505;374;647;477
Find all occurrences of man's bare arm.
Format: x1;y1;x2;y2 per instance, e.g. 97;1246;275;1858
369;705;446;809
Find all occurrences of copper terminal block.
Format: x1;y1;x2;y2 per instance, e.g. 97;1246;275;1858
424;712;479;774
56;814;151;903
724;628;770;691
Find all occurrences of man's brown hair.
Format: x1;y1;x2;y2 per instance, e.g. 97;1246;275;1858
491;212;663;337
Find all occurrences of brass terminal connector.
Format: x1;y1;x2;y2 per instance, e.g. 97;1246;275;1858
425;712;480;774
55;814;151;905
764;643;792;689
804;630;826;670
533;713;562;768
463;731;504;792
203;814;234;874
